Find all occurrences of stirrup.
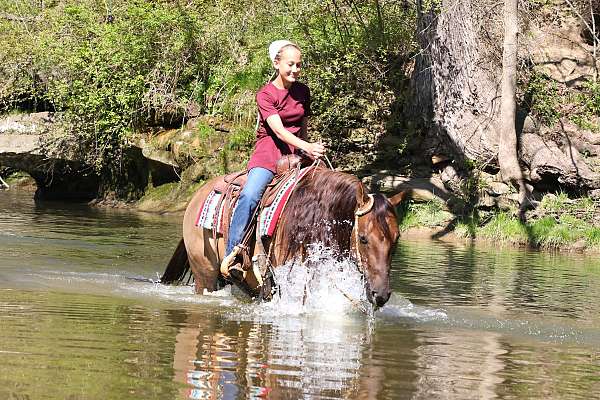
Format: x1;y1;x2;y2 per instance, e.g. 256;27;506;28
228;263;246;282
220;245;242;277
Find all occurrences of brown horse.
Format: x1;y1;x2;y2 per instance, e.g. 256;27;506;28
161;168;408;307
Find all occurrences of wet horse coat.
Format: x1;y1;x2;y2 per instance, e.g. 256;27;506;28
161;168;408;307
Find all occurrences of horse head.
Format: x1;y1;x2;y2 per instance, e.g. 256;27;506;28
352;191;408;307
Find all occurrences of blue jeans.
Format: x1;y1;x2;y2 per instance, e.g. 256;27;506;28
226;167;274;255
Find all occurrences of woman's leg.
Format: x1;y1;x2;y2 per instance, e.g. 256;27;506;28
225;167;274;256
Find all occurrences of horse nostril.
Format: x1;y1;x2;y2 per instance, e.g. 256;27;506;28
372;291;391;307
369;290;391;307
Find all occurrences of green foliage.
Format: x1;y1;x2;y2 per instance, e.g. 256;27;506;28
483;213;574;247
0;0;416;196
580;80;600;115
297;2;416;163
196;123;216;141
538;192;571;212
226;126;255;151
585;227;600;247
539;193;596;223
399;200;453;230
0;0;217;190
570;80;600;132
4;0;600;207
523;71;600;132
480;213;529;243
450;210;600;250
454;214;479;239
524;72;561;126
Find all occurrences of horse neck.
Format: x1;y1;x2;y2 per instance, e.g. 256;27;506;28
271;170;365;263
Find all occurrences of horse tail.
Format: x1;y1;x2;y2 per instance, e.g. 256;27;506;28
160;238;191;284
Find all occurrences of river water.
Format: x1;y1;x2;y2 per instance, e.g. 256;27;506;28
1;190;599;399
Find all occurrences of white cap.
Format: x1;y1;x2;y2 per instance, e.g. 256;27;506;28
268;40;294;62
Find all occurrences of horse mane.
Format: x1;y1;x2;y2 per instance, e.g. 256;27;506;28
276;168;399;261
276;169;360;260
372;192;397;242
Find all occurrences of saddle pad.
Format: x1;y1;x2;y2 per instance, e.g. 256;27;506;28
195;190;221;230
195;191;238;233
258;166;313;237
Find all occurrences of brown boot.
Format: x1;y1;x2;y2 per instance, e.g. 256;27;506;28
220;245;241;277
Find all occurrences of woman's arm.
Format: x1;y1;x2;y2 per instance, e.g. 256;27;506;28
266;114;325;159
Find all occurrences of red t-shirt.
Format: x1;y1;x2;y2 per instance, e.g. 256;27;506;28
247;81;311;173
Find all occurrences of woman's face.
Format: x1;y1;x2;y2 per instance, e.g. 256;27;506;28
275;46;302;86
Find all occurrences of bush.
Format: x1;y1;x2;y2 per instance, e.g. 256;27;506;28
297;1;416;167
1;1;217;189
524;72;561;126
0;0;416;196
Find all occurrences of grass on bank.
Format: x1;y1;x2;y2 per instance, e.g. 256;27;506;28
399;199;454;229
136;180;205;213
400;196;600;250
2;171;36;190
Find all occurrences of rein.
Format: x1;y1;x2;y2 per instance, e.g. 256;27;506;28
333;192;375;315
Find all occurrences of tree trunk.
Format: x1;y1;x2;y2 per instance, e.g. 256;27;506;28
498;0;527;205
409;0;502;163
409;0;600;193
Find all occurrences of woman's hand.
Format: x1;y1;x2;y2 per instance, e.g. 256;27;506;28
303;141;326;159
265;114;326;159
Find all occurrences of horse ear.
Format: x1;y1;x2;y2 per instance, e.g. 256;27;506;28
388;190;411;207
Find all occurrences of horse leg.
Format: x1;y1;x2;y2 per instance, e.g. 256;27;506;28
181;177;225;294
186;231;223;294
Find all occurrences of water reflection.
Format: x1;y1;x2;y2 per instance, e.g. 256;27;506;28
394;239;600;322
170;309;380;399
2;191;600;399
0;289;183;400
412;329;506;399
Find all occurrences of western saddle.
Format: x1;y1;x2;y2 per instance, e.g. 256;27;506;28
213;154;311;297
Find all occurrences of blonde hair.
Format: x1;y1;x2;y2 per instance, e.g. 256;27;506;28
273;43;301;62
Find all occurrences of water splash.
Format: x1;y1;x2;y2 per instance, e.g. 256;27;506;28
242;244;373;318
377;295;448;322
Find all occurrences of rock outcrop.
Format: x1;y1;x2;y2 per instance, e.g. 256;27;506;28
0;112;180;200
0;112;98;199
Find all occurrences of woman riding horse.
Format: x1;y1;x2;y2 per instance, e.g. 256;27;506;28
160;41;409;307
221;40;326;275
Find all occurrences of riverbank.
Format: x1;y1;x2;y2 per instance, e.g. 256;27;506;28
400;195;600;253
4;165;600;253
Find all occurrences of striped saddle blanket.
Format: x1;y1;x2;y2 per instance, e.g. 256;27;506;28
194;189;235;234
195;167;313;237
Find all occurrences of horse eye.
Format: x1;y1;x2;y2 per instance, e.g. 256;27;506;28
359;235;368;245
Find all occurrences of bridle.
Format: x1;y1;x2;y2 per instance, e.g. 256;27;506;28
352;193;375;273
